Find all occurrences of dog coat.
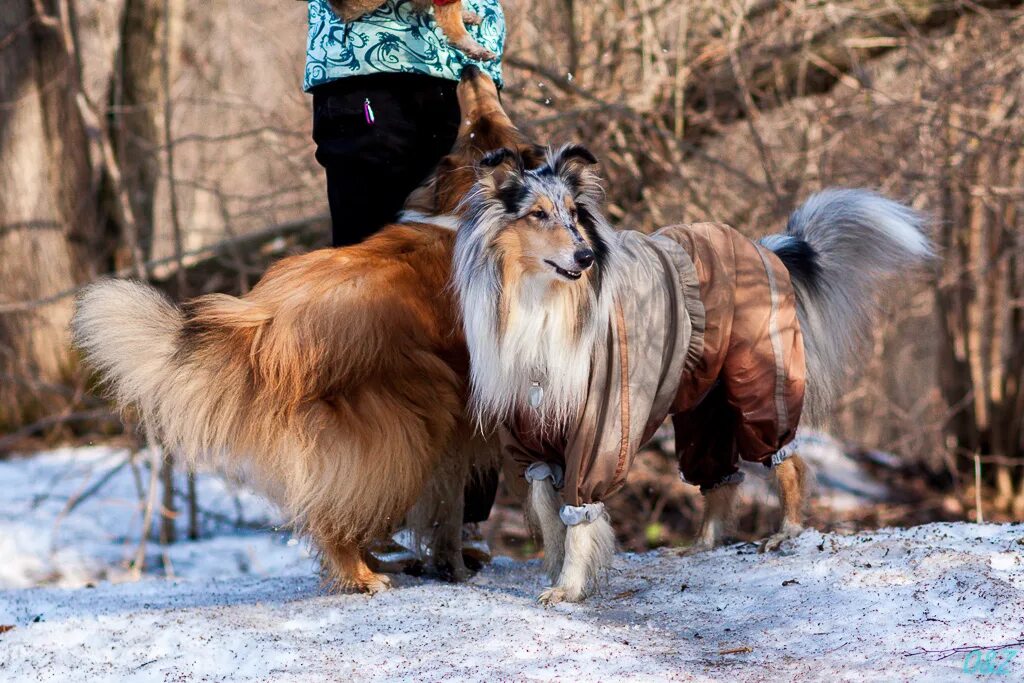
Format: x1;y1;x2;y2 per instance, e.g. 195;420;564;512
500;222;806;515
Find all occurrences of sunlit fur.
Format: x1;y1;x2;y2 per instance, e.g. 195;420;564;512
454;146;619;433
72;69;533;593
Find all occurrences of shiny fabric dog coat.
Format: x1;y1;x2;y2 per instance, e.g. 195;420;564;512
501;222;806;512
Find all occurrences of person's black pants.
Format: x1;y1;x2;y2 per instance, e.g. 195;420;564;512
311;73;498;524
311;72;461;248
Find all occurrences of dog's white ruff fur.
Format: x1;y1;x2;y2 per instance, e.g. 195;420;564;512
457;254;612;433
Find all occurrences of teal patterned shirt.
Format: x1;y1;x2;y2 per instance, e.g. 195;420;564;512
304;0;504;92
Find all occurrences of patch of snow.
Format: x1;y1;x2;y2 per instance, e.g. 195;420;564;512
1;529;1022;678
1;447;1022;680
0;446;313;589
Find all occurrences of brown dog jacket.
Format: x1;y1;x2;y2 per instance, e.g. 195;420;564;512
501;222;806;514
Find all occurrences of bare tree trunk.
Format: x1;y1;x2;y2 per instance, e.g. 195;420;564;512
110;0;167;264
0;0;101;427
108;0;187;540
933;84;1024;510
159;451;176;545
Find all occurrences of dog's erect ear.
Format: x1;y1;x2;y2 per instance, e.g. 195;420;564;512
552;144;599;170
551;144;602;201
476;147;524;193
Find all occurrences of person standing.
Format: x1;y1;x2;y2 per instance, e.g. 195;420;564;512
304;0;506;536
304;0;505;247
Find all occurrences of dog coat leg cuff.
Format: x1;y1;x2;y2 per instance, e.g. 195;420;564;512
771;441;800;468
698;472;745;495
525;462;565;489
559;502;605;526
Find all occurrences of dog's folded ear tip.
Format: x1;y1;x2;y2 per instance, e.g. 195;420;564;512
556;143;600;167
479;147;519;168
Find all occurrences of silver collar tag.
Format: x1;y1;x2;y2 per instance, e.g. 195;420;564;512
528;381;544;408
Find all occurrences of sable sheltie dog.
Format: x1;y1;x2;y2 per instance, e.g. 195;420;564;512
453;145;933;602
72;68;537;593
326;0;496;61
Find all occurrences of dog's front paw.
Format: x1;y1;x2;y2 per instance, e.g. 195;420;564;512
758;523;804;553
461;10;483;25
538;587;567;605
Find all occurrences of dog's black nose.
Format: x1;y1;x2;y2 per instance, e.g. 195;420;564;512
574;249;595;269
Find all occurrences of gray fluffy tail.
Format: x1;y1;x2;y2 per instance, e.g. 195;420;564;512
761;189;934;423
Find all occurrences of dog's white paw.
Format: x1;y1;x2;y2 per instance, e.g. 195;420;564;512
538;587;567;605
758;524;804;553
461;10;483;25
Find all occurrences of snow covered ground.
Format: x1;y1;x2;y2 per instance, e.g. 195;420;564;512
0;446;312;590
1;447;1022;681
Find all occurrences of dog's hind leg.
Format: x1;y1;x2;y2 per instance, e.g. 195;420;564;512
760;453;808;552
539;504;614;605
406;442;471;582
682;480;740;555
321;538;392;594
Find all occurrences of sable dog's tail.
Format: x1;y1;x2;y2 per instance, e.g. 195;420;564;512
71;279;275;476
761;189;934;422
72;240;463;546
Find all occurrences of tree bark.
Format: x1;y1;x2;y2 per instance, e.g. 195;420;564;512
0;1;100;427
110;0;168;265
110;0;184;266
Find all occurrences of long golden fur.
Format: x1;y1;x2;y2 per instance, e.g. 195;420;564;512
73;69;536;592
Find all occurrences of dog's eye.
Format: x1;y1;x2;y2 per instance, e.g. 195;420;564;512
530;209;549;220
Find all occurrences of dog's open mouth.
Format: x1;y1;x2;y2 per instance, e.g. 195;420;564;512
544;260;583;281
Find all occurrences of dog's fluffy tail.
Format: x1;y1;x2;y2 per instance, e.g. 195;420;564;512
72;237;464;547
761;189;933;422
72;280;184;430
71;279;264;475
